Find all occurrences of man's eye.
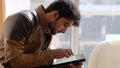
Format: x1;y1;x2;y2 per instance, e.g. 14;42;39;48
64;23;69;27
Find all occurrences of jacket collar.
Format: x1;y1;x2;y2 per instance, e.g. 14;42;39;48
36;5;49;33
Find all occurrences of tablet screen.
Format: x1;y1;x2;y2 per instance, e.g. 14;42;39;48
52;54;85;67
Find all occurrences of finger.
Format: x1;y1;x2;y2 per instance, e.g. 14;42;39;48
53;49;68;58
57;49;71;58
64;52;70;58
76;62;83;68
69;64;76;68
65;49;74;56
77;65;82;68
79;62;83;65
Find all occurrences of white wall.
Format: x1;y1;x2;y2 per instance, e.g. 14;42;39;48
5;0;30;18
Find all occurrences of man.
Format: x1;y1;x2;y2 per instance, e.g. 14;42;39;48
0;0;82;68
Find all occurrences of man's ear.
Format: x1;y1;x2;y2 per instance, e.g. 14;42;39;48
52;10;59;20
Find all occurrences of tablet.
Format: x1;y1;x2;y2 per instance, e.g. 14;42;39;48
51;54;85;68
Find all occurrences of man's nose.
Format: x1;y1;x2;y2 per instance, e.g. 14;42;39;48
61;27;67;33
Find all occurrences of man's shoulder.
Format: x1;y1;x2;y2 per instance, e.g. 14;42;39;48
19;9;39;27
4;10;38;40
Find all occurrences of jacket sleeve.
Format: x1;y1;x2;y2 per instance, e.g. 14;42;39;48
4;13;54;68
6;39;54;68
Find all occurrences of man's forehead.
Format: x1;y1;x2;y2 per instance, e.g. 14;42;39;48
67;19;74;25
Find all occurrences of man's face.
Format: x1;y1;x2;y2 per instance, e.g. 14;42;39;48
49;17;74;35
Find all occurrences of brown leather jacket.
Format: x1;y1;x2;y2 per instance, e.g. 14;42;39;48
0;6;54;68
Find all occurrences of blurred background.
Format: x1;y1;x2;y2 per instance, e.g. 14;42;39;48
1;0;120;68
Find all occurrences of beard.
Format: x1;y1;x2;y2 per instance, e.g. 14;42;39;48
49;17;60;35
49;23;57;35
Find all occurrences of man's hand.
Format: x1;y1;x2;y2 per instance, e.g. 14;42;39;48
68;62;83;68
52;49;73;58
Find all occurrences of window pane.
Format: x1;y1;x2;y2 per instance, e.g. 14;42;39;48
58;28;71;49
106;16;120;34
79;0;120;68
79;15;105;41
30;0;54;9
80;0;120;5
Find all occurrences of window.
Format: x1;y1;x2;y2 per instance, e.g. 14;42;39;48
79;0;120;68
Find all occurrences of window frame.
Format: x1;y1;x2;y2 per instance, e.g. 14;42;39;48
0;0;5;27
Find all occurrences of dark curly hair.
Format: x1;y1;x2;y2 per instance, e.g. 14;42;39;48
45;0;81;27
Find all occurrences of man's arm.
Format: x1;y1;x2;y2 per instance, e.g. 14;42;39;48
5;39;54;68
